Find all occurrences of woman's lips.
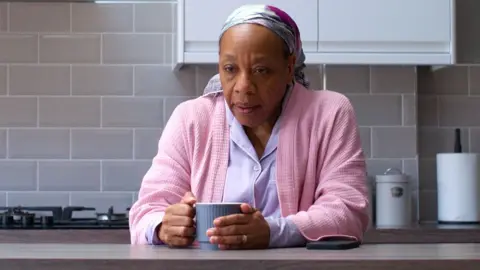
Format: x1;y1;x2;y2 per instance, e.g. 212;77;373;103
236;105;260;114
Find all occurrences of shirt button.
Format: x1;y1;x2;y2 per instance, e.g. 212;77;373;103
254;166;260;171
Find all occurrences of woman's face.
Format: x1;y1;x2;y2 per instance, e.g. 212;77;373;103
219;24;295;128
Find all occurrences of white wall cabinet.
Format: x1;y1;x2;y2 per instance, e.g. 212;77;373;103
175;0;455;70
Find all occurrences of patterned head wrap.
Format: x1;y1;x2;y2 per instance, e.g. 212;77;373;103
203;4;309;95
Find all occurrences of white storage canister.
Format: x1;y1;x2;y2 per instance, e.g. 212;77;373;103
375;168;411;228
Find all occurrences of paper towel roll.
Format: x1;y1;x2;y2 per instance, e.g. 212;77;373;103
436;153;480;223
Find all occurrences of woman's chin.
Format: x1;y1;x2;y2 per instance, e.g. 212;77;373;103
235;116;264;128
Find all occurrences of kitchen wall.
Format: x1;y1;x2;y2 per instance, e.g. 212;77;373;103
416;66;480;221
0;1;459;222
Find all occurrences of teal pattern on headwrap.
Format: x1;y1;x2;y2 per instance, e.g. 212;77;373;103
203;4;309;95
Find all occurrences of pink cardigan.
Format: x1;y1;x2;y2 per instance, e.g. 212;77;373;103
129;83;370;245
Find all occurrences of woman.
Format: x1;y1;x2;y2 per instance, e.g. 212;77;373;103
129;4;370;250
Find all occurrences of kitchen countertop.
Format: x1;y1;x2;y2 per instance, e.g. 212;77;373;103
1;224;479;244
1;243;479;270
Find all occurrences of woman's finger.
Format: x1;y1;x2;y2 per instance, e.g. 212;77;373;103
214;213;251;226
166;225;196;237
209;234;247;245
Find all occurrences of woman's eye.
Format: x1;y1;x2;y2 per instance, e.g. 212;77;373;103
254;67;268;74
224;66;235;73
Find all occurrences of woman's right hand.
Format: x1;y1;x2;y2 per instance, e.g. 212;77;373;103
158;192;197;247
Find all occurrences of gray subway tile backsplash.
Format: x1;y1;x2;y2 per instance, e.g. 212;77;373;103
102;34;165;64
371;127;417;158
10;65;71;96
0;4;7;32
39;97;101;127
134;3;174;33
325;65;370;93
470;128;480;153
347;95;403;126
9;3;70;33
134;128;162;160
101;161;151;192
0;65;7;95
8;129;70;159
39;34;101;64
38;161;101;191
0;161;37;191
402;94;417;126
102;97;164;128
0;129;6;158
438;96;480;126
0;34;38;63
71;3;133;33
0;2;476;222
71;129;133;159
370;66;416;94
72;65;134;96
134;65;196;96
0;97;37;127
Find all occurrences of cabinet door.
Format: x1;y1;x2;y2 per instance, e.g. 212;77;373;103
184;0;318;52
317;0;452;53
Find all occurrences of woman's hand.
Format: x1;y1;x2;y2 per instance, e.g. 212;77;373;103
206;204;270;249
158;192;197;248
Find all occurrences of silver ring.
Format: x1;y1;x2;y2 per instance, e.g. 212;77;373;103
242;234;247;244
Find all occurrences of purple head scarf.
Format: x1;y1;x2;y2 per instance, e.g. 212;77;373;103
203;4;309;95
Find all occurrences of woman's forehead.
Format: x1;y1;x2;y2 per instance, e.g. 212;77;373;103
221;24;284;48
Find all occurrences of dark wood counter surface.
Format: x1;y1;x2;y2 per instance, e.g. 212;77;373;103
0;224;480;244
1;243;479;270
0;224;479;244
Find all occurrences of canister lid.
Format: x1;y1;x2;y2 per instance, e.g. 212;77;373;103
375;168;408;183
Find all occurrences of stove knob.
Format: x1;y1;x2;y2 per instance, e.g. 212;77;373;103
1;215;13;227
41;216;53;227
21;215;34;227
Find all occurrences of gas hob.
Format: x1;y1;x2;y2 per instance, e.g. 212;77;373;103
0;206;130;230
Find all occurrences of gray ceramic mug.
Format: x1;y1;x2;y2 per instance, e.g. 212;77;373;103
195;202;242;250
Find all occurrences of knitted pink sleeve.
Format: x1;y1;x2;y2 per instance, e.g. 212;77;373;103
128;103;192;245
291;96;370;242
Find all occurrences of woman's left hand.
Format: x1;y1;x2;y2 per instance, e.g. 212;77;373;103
206;204;270;249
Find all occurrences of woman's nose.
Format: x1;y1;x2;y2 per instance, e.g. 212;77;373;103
234;73;254;94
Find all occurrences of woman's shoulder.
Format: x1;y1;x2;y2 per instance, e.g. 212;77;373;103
168;94;224;128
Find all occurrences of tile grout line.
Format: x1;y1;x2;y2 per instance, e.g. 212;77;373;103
369;126;373;159
69;129;72;160
36;161;39;191
69;3;73;33
401;94;404;126
132;2;136;32
100;96;103;128
100;160;103;192
36;97;39;128
132;65;136;96
6;64;9;96
468;127;472;153
100;34;103;65
132;129;136;160
36;34;40;64
368;66;372;94
163;33;166;66
6;3;9;32
70;64;72;95
5;128;8;159
467;66;471;97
